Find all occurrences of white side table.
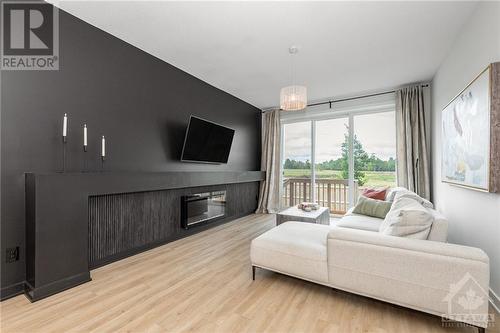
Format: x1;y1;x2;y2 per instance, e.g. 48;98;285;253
276;206;330;226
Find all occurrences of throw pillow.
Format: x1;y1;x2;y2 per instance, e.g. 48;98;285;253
386;187;434;209
379;196;434;240
385;187;408;202
393;191;434;209
352;196;392;219
361;187;387;201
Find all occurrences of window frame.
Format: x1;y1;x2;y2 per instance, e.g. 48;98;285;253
279;94;397;210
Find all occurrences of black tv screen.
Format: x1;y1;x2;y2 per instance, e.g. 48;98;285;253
181;116;235;164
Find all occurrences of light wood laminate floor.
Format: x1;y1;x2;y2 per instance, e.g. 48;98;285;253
1;214;498;333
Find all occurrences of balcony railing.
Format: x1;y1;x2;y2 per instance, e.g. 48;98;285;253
282;178;358;215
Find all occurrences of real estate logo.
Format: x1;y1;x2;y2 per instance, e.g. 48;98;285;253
1;1;59;70
441;272;495;329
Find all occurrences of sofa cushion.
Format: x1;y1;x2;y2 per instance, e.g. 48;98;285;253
379;197;434;240
339;207;447;242
336;213;383;232
250;222;330;283
352;196;392;219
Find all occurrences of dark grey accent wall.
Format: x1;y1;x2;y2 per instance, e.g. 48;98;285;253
1;6;261;298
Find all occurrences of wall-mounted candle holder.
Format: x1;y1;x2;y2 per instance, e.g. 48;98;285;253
62;135;67;172
83;124;88;172
61;113;68;173
101;135;106;172
83;145;88;172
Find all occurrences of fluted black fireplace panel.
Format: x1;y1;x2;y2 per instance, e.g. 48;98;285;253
88;191;177;265
88;182;258;268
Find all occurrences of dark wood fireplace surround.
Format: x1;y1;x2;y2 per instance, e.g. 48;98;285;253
25;171;264;302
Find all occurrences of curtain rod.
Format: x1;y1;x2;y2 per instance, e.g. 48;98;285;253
262;83;430;112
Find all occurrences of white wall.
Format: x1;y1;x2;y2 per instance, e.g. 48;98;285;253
431;1;500;302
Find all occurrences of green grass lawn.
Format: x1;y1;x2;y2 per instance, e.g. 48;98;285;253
283;169;396;188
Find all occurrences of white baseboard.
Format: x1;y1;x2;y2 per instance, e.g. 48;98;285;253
490;288;500;314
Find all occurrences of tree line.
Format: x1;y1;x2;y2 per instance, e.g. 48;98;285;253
283;134;396;186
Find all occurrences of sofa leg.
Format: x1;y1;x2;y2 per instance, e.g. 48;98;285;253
475;326;485;333
252;266;256;280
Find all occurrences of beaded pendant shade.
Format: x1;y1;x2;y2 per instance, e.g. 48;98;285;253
280;46;307;111
280;85;307;111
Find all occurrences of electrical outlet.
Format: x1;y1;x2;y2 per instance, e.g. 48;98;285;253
6;247;19;263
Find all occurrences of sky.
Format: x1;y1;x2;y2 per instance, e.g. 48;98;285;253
283;111;396;163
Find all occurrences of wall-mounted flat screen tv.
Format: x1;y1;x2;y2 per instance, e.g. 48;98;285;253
181;116;235;164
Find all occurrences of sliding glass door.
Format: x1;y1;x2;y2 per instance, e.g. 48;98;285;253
314;118;352;214
353;112;397;193
282;121;312;208
280;109;396;215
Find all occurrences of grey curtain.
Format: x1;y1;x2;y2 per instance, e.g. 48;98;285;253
256;109;281;214
396;86;430;199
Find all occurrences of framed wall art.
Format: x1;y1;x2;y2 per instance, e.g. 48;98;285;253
441;62;500;192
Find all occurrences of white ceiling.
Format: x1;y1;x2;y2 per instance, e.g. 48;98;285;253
50;1;478;109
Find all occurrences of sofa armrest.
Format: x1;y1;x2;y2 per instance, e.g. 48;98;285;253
344;207;355;215
326;227;490;327
327;227;487;263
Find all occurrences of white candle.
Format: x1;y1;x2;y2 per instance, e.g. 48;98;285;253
63;113;67;137
101;136;105;157
83;124;87;146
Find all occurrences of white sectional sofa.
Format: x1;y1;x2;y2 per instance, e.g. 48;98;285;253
250;189;490;331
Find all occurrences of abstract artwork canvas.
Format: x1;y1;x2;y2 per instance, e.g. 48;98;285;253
442;67;490;191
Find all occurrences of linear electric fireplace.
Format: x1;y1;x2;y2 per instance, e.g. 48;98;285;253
181;190;226;229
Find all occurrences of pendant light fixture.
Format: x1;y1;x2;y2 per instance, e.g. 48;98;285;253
280;46;307;111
